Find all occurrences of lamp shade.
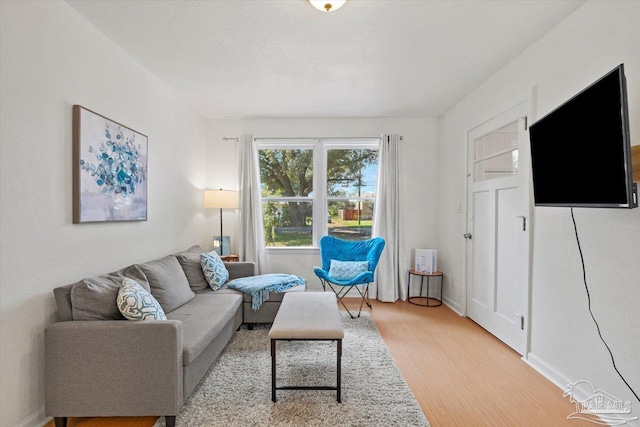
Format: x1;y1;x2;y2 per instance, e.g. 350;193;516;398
204;189;238;209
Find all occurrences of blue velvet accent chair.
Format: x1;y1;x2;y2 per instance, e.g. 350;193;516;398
313;236;385;318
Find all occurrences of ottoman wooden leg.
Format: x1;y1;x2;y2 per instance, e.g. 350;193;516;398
271;339;277;402
337;339;342;403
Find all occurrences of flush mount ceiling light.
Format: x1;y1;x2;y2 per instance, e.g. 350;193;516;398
308;0;346;12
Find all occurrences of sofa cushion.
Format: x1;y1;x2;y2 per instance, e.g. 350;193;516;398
70;265;149;321
175;245;209;292
166;293;242;365
54;284;74;321
137;255;195;313
196;287;242;296
117;278;167;321
225;261;256;281
200;250;229;290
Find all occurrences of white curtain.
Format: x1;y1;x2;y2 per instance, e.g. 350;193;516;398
237;134;267;274
372;134;407;302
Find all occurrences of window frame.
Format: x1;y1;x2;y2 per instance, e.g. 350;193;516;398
256;137;380;251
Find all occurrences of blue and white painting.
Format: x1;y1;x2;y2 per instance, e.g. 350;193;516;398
74;106;147;222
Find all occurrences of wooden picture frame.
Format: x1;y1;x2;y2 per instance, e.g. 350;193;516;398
73;105;148;223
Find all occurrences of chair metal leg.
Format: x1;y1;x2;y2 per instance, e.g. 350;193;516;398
356;284;371;316
323;281;370;318
337;286;358;318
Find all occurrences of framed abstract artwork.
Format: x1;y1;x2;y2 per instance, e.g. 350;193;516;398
73;105;148;223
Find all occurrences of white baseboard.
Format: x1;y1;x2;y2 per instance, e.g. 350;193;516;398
524;352;571;391
524;352;621;426
15;406;48;427
442;296;463;315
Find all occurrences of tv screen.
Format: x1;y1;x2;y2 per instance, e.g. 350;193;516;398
529;64;637;208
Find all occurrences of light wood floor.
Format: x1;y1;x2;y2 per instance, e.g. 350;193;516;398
46;299;590;427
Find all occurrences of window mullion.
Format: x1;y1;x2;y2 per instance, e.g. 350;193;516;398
313;141;326;247
263;196;311;203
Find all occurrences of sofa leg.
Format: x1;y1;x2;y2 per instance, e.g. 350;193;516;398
54;417;67;427
165;415;176;427
248;323;254;330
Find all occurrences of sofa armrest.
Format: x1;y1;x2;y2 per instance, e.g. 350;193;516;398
225;261;255;280
45;320;183;417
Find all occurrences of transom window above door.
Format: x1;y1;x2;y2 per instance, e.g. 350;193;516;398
473;121;519;182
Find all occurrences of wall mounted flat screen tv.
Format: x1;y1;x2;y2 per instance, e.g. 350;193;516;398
529;64;637;208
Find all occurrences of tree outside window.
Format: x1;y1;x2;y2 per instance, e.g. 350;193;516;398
258;141;378;247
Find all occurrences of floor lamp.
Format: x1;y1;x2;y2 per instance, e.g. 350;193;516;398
204;189;239;255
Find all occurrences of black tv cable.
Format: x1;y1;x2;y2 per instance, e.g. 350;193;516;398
571;207;639;403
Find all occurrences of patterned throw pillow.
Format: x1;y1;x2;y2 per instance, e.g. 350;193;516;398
117;278;167;321
328;260;369;280
200;250;230;290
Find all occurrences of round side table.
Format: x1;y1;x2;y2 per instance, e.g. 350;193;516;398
407;270;443;307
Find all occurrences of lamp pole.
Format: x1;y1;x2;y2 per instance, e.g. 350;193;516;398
219;207;224;246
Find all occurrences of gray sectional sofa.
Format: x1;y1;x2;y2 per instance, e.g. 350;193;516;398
44;245;278;427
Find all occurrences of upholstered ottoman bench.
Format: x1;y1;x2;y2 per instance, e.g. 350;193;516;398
268;292;344;402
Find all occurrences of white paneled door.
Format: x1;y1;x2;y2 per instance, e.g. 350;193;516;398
465;101;530;355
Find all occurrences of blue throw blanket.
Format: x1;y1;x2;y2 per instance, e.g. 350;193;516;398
227;274;306;310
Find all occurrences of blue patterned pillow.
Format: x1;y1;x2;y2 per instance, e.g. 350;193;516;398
328;260;369;280
117;278;167;321
200;250;229;290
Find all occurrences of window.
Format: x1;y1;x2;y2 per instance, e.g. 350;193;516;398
258;139;379;248
259;146;314;247
473;121;519;182
326;147;378;241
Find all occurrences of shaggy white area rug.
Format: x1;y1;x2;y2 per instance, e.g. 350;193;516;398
154;312;430;426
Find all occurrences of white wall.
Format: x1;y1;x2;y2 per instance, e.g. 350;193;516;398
0;2;210;426
8;0;637;425
437;0;640;414
207;118;439;291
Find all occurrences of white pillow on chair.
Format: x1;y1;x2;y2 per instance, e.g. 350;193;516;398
328;260;369;280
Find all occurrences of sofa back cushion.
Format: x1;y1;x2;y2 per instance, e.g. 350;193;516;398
137;255;195;313
70;265;149;321
54;284;74;321
175;245;209;292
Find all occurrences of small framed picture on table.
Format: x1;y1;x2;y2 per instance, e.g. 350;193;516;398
213;236;231;255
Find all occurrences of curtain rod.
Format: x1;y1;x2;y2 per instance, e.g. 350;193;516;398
253;136;403;141
223;135;404;141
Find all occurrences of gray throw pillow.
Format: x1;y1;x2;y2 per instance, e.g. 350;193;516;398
70;265;149;321
137;255;195;313
175;245;209;292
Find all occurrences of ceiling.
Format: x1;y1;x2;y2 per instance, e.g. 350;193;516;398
65;0;584;119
